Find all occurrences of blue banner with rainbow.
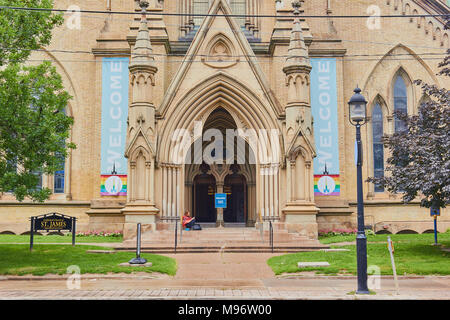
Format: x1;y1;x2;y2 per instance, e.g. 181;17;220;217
100;57;129;196
311;58;340;196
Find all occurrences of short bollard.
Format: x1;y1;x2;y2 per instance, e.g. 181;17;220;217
387;236;399;294
129;223;147;264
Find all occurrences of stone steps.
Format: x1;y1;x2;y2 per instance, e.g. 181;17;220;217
140;228;310;243
119;227;327;253
116;242;329;254
122;239;323;246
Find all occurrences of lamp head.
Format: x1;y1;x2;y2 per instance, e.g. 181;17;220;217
348;87;367;125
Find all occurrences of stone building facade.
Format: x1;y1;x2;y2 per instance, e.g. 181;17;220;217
0;0;449;238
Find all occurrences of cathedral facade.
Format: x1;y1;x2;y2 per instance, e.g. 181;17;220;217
0;0;449;239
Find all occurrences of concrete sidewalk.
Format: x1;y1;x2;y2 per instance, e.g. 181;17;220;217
0;252;449;300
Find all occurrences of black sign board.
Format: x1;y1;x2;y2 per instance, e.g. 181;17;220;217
30;213;77;251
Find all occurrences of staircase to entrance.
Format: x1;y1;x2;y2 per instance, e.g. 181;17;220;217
118;226;329;253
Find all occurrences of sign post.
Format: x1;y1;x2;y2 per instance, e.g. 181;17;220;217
387;236;399;295
71;217;76;247
29;213;77;251
430;207;440;245
30;217;35;251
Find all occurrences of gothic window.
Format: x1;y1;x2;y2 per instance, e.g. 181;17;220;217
181;1;256;41
394;75;408;132
33;171;43;191
53;108;67;194
372;103;384;192
5;155;17;193
192;0;247;26
54;153;65;194
229;0;247;27
192;0;210;26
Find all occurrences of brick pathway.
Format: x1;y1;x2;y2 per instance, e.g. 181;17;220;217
0;252;449;300
0;285;449;300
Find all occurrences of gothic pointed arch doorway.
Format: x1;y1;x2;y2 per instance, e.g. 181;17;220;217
184;107;256;227
193;163;217;223
223;164;247;225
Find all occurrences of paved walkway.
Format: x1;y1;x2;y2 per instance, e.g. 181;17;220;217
0;252;449;300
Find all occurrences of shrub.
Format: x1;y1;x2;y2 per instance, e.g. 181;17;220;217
65;230;123;238
318;228;358;237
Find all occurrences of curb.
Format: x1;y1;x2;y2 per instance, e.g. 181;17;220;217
0;294;448;301
1;274;448;281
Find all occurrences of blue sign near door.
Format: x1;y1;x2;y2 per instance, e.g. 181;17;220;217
215;193;227;209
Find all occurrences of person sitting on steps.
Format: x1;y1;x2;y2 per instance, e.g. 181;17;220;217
182;210;195;230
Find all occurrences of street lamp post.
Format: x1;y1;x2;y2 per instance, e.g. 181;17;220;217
348;87;370;294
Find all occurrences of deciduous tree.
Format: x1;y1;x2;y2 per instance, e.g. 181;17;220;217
368;19;450;211
0;1;75;202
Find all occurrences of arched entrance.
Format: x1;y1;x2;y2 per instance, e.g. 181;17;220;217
157;73;285;225
193;163;217;223
223;164;247;224
184;107;256;227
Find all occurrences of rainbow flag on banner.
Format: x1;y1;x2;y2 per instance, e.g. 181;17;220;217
101;175;127;196
100;57;129;196
314;174;340;196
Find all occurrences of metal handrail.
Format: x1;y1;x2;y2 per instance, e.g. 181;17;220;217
262;216;281;221
261;216;278;251
175;220;178;253
269;220;273;253
159;216;181;253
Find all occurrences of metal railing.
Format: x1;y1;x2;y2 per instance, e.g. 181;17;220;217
269;220;273;253
159;216;181;253
262;216;280;253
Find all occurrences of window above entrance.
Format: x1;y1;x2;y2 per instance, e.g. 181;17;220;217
178;0;261;43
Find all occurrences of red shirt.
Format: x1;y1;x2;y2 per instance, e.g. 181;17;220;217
182;215;194;227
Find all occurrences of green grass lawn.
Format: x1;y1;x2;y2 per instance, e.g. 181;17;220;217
0;234;123;243
319;232;450;244
0;244;177;276
268;233;450;276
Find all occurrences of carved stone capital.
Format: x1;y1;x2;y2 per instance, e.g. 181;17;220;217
290;159;297;168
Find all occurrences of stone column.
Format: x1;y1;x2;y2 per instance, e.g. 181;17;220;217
257;164;264;219
216;182;224;227
305;160;312;202
150;158;155;204
145;161;151;201
162;164;167;214
175;165;181;217
185;182;193;214
289;160;296;203
247;182;256;225
269;165;274;218
264;165;269;220
167;165;173;216
273;164;279;218
130;161;137;202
